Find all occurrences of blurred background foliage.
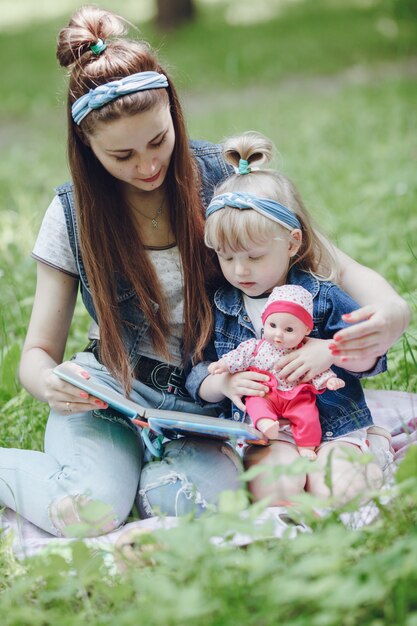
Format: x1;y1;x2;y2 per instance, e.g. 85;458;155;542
0;0;416;442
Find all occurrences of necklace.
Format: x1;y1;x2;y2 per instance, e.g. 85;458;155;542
131;200;164;229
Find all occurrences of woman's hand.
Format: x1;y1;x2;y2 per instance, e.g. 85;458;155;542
331;249;410;360
330;302;409;361
219;371;270;412
274;337;334;383
43;361;108;415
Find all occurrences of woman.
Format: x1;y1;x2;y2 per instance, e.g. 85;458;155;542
0;6;408;537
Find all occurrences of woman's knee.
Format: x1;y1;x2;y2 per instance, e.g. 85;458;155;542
48;492;122;537
45;413;143;536
48;469;141;537
136;437;242;518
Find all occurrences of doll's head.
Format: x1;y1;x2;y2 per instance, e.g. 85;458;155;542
261;285;314;349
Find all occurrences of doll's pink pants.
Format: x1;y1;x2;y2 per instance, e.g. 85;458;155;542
245;386;322;447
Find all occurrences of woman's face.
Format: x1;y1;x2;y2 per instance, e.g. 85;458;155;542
87;103;175;193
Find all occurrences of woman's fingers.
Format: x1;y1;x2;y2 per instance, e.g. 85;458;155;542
46;363;107;413
330;304;391;359
330;335;382;358
56;397;108;415
333;325;379;345
334;306;384;344
340;305;375;325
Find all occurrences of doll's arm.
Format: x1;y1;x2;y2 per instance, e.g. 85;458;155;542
217;339;258;373
311;368;345;391
208;358;229;375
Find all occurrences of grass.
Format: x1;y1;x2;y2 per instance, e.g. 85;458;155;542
0;0;417;622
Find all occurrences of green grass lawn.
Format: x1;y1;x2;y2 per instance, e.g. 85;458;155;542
1;0;417;622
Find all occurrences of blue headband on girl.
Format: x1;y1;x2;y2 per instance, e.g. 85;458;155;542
71;71;169;125
206;192;301;231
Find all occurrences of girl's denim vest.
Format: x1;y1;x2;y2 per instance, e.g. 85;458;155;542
55;140;232;375
187;267;387;440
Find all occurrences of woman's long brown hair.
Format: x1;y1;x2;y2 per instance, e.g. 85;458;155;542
58;6;218;392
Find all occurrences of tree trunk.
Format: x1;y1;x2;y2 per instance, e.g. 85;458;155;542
156;0;195;30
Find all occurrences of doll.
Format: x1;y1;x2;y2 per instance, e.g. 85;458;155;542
208;285;345;459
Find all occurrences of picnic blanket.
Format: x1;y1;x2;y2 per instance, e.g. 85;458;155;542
1;390;416;559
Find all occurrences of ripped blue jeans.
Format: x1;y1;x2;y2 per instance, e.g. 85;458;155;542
0;351;242;537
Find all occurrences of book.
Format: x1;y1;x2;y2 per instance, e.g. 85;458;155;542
53;363;268;445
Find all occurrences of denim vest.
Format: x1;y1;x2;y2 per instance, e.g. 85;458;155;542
186;266;387;440
55;140;233;374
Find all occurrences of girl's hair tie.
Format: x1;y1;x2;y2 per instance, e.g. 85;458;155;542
90;38;107;55
238;158;251;175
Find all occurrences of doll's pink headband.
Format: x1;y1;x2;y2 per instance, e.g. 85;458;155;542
261;285;314;330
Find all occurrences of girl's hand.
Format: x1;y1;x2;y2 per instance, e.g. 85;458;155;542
43;361;108;415
274;337;334;383
220;371;270;412
330;303;408;361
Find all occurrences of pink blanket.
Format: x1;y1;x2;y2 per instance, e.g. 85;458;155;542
364;389;417;460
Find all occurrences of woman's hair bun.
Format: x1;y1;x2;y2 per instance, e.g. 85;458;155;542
56;5;126;68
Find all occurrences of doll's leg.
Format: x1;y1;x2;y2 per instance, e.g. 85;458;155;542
284;392;321;460
245;395;280;439
306;441;383;504
244;440;306;504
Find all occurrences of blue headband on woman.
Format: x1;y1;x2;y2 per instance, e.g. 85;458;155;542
71;71;169;125
206;192;301;231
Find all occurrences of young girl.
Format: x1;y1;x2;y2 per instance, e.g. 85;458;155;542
187;131;386;504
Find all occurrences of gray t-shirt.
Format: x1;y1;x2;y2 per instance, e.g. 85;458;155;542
32;196;185;365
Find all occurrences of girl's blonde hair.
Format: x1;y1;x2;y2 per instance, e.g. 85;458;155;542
205;131;338;282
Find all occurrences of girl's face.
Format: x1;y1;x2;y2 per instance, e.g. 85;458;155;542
216;233;301;297
87;103;175;193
